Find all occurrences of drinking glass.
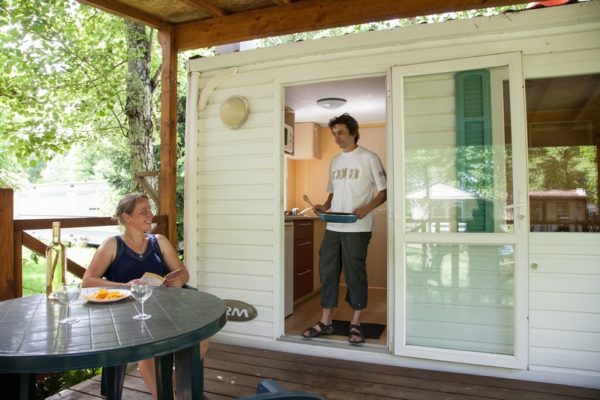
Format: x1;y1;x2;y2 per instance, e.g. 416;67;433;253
131;283;152;320
56;283;81;324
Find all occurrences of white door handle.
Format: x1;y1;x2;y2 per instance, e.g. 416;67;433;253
503;203;527;227
503;203;525;210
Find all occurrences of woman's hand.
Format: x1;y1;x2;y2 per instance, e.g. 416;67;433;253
163;274;185;288
128;278;148;286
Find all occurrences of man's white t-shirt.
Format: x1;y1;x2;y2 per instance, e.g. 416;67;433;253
326;146;387;232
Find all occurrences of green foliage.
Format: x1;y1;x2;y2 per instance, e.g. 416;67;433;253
0;0;129;167
0;150;26;188
529;146;598;204
36;368;101;399
21;250;45;296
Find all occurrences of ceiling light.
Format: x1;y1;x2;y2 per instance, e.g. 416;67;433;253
316;97;346;110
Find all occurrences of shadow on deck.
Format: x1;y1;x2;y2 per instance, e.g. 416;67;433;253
49;342;600;399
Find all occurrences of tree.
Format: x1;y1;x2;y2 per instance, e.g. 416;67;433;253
0;2;163;195
0;0;128;171
124;21;159;192
529;146;598;205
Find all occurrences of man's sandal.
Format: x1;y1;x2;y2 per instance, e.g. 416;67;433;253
348;324;365;345
302;321;334;338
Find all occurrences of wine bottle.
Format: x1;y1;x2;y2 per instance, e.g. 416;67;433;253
46;221;66;298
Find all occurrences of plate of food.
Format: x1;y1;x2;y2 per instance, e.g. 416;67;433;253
84;288;130;303
319;212;359;223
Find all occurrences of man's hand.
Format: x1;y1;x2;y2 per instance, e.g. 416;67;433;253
353;190;387;219
353;207;369;219
313;204;328;215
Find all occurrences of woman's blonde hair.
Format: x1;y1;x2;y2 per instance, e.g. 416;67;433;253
115;193;149;224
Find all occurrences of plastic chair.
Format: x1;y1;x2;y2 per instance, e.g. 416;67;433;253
237;379;324;400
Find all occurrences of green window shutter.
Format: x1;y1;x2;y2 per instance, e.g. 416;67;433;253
455;69;494;233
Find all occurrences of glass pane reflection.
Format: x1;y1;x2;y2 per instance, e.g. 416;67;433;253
526;74;600;232
406;243;514;355
403;68;514;233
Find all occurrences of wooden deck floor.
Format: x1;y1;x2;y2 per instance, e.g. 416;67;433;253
50;342;599;400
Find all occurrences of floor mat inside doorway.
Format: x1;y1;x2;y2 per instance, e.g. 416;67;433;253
331;320;386;339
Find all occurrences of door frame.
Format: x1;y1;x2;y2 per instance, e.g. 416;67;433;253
389;52;529;368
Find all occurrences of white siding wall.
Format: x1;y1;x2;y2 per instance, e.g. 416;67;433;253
193;71;280;339
529;234;600;379
404;73;455;149
187;2;600;388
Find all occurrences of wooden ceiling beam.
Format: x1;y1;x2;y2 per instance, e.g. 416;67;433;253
175;0;528;51
78;0;166;29
185;0;227;17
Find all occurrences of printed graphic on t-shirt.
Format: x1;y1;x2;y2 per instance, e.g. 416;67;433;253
332;168;360;180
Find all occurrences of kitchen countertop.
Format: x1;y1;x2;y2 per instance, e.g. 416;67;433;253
285;214;319;222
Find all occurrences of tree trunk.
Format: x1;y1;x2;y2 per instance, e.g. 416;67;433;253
125;21;155;192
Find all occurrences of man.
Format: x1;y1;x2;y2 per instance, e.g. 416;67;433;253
302;113;387;345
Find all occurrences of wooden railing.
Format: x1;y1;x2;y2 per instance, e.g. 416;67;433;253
0;188;170;300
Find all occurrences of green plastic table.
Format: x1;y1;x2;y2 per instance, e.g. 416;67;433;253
0;287;227;399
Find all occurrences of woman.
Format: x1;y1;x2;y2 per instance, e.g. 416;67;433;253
83;193;196;398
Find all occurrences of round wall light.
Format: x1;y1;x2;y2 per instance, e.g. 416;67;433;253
316;97;346;110
220;96;250;129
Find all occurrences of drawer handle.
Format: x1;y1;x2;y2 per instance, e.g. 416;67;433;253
297;222;312;226
296;241;311;246
297;269;312;276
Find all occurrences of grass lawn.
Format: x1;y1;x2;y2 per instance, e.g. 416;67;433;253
22;246;95;296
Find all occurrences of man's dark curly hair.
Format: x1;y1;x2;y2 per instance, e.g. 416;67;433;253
328;113;360;143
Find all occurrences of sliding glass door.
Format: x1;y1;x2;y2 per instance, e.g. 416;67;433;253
391;53;529;368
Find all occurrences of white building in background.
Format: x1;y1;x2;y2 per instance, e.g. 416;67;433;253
14;181;120;246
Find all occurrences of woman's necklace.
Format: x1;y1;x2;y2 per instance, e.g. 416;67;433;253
123;234;146;258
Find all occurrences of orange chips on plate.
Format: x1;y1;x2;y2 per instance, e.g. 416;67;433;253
87;288;126;300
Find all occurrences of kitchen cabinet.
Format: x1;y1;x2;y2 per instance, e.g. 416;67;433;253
290;122;320;160
293;219;314;300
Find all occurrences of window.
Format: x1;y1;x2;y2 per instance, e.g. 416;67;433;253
525;74;600;233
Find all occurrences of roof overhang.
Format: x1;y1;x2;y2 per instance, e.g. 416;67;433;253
77;0;530;51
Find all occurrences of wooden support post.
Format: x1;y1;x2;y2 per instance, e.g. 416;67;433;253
0;188;16;300
158;24;178;247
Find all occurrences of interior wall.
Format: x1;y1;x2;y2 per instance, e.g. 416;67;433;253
285;159;296;211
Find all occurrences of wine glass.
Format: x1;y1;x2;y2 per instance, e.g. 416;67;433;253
56;283;81;324
131;283;152;320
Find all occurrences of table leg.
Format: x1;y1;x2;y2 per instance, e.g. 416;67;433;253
104;365;126;400
155;352;174;400
174;343;203;400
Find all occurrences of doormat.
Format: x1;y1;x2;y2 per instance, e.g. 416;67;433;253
331;320;386;339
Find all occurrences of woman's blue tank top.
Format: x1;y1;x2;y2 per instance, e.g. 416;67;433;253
104;234;168;283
